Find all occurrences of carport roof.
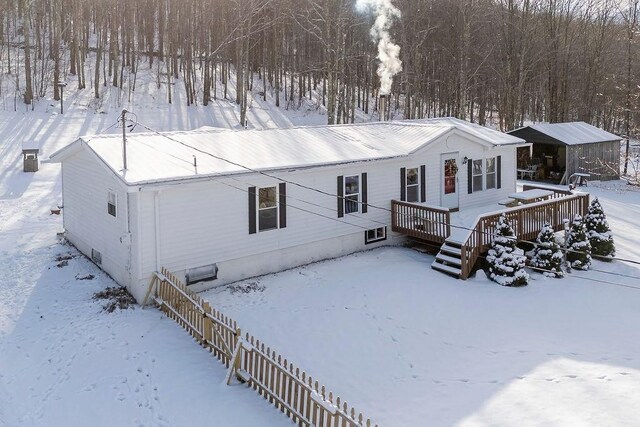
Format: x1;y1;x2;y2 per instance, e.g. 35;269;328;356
508;122;621;146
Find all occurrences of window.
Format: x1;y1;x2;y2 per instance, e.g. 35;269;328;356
344;175;360;214
258;186;278;231
107;191;117;217
406;168;419;202
365;227;386;244
486;157;496;189
249;183;286;234
472;159;483;192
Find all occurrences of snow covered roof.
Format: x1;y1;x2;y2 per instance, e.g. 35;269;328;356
509;122;621;146
50;118;525;186
408;117;524;146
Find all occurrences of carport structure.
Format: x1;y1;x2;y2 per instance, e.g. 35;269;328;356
508;122;621;183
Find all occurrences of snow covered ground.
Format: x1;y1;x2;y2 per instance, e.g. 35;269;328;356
202;182;640;426
2;56;640;425
0;66;313;426
0;235;286;426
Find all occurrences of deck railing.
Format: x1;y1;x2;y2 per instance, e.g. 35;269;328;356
459;193;590;279
391;200;451;243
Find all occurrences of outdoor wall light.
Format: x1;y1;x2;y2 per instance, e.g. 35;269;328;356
462;156;468;165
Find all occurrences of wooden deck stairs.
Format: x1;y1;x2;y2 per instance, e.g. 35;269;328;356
392;188;591;280
431;239;463;277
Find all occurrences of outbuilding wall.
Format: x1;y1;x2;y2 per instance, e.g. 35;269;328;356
566;141;620;181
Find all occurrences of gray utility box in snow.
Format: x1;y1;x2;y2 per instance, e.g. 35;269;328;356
22;148;40;172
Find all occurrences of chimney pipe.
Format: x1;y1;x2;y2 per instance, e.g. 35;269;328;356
379;94;387;121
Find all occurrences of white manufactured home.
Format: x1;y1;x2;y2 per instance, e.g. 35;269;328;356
50;118;531;302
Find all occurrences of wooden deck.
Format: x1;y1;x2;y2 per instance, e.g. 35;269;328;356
391;189;590;279
390;200;451;244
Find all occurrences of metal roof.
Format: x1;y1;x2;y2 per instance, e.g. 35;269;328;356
509;122;621;146
50;118;525;186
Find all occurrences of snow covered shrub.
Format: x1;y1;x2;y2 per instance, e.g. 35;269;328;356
530;222;564;278
486;214;529;287
585;197;615;260
566;214;592;270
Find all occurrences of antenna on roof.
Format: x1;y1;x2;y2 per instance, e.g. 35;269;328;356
193;155;198;174
121;109;128;171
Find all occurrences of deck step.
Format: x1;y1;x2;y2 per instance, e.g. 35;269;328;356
433;237;464;278
439;244;461;256
435;253;462;266
431;261;462;277
443;239;463;248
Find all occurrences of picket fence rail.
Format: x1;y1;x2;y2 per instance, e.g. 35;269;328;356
144;268;377;427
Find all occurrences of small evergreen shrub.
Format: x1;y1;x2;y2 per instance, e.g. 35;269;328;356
531;222;564;278
486;214;529;286
566;214;592;270
585;197;615;260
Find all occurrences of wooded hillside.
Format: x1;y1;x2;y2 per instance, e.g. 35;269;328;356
1;0;638;136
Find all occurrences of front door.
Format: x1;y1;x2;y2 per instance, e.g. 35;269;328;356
441;153;459;209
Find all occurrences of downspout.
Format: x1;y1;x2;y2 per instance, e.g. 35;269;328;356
125;192;132;284
154;191;162;272
61;163;65;232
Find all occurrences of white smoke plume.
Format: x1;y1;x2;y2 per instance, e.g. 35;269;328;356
356;0;402;95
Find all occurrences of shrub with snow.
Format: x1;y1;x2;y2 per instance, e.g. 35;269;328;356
566;214;592;270
486;214;529;287
530;222;564;278
585;197;615;260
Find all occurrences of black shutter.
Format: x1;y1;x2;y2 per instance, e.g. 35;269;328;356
420;165;426;202
497;156;502;189
248;186;257;234
467;159;473;194
361;173;368;213
337;176;344;218
400;167;406;201
279;183;287;228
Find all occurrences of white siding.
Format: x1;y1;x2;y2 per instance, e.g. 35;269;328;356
419;133;517;209
61;130;521;301
128;131;520;298
62;149;133;291
135;160;404;287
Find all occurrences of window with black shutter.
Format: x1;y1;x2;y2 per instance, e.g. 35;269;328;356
338;173;367;215
402;166;426;202
344;175;360;214
249;183;287;233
